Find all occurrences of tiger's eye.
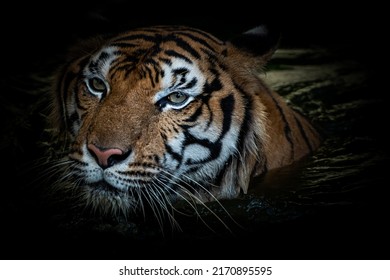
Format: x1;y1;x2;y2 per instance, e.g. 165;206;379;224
167;92;188;104
88;77;107;93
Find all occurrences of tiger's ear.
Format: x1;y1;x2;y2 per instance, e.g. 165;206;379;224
227;24;280;65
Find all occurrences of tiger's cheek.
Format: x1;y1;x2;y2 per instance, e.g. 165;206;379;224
160;93;243;174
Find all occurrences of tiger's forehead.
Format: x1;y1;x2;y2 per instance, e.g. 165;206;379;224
83;25;224;76
110;25;224;50
84;45;207;92
156;56;206;101
82;27;223;93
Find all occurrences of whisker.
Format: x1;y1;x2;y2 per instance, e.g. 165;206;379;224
154;176;199;217
156;174;221;233
175;171;241;226
140;183;167;233
36;146;242;236
130;187;145;218
149;182;182;232
159;170;239;233
152;178;198;232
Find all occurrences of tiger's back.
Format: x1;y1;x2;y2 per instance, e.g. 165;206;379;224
48;25;321;221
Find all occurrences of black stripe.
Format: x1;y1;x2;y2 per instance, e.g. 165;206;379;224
106;56;124;78
201;48;228;71
113;50;124;56
164;35;200;59
159;57;172;66
183;103;203;123
61;55;90;98
164;50;192;64
172;67;188;76
266;90;295;160
152;64;161;85
182;102;212;131
120;64;137;79
233;83;268;176
165;143;183;164
213;156;233;187
109;49;159;79
129;48;152;60
183;95;234;165
220;95;234;137
75;92;88;110
87;60;99;74
160;132;167;142
110;48;151;71
58;71;80;131
112;34;158;43
179;94;234;166
110;42;137;48
144;57;159;66
118;170;156;177
233;83;253;151
143;66;155;87
183;138;222;165
176;31;217;53
58;55;90;132
203;68;223;94
97;51;109;61
182;77;197;89
178;27;223;45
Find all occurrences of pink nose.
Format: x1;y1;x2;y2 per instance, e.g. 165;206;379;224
87;144;124;168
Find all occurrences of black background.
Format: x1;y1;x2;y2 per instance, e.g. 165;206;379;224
0;1;388;260
1;1;384;68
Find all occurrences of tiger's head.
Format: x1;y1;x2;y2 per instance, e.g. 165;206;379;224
47;25;320;223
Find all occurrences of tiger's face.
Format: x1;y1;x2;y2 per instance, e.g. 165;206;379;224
49;25;319;221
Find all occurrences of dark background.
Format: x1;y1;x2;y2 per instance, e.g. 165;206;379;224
2;2;385;110
2;1;385;96
1;2;383;69
0;1;387;260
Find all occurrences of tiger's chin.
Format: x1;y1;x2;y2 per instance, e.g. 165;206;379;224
80;181;142;217
74;176;210;222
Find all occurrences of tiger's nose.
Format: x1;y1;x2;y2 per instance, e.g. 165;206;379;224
87;144;126;168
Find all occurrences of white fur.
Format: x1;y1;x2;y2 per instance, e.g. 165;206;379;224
88;46;119;78
154;57;206;110
182;144;211;163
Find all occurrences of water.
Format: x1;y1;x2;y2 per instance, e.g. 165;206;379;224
1;45;388;260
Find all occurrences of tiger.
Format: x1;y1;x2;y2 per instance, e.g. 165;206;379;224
45;24;321;228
